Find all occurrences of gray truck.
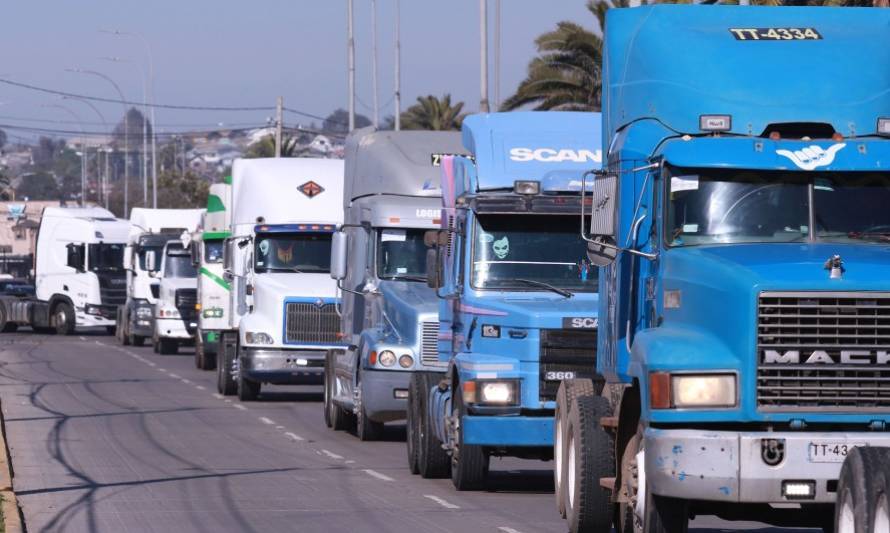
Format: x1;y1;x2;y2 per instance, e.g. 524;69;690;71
326;128;466;441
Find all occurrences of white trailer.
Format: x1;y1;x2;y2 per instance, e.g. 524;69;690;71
219;158;345;401
0;206;129;334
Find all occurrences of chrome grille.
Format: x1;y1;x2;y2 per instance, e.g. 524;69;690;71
175;289;198;320
757;291;890;411
420;321;442;367
284;302;339;344
539;329;597;402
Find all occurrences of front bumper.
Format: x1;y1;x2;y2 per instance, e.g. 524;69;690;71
362;369;411;423
155;317;197;341
462;414;553;447
644;428;890;504
77;306;116;328
240;347;326;385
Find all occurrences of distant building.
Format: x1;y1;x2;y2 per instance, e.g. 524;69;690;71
0;200;59;278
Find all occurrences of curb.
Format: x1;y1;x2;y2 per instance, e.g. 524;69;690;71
0;399;24;533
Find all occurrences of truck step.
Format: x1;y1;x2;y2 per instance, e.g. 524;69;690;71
599;416;618;429
599;477;616;490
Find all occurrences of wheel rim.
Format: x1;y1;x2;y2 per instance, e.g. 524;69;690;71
875;494;889;533
566;426;576;511
838;490;855;533
555;415;563;495
56;309;66;327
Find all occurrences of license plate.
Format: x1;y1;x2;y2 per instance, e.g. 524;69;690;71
545;370;576;381
807;442;865;463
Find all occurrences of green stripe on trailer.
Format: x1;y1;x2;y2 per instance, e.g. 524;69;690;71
201;231;230;241
200;267;231;291
207;194;225;213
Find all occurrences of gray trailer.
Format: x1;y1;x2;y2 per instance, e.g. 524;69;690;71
326;128;466;442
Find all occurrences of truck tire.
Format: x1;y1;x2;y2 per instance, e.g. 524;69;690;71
406;373;422;474
324;352;350;430
52;302;75;336
450;381;489;491
120;318;130;345
130;334;145;347
565;394;615;533
158;338;178;355
356;369;384;441
237;373;260;401
0;304;17;333
195;338;215;370
872;468;890;533
217;333;238;396
835;447;890;533
105;326;116;336
417;372;450;479
556;379;597;518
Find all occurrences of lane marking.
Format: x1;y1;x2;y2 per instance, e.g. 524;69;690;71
146;362;156;367
213;393;223;399
320;449;343;460
224;399;232;403
158;368;166;372
233;404;247;411
195;385;206;391
180;379;191;384
79;336;86;341
259;417;276;425
424;495;460;509
498;528;525;533
275;425;285;430
284;432;305;442
362;469;394;482
169;373;181;379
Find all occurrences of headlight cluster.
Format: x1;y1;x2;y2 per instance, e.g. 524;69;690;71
84;304;103;316
370;350;414;369
136;306;153;319
650;372;737;409
245;331;274;345
461;380;519;406
157;308;181;318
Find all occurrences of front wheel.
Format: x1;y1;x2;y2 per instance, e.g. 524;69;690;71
324;352;350;430
835;447;890;533
237;372;260;401
355;370;384;441
449;381;488;491
53;302;75;336
158;338;178;355
416;372;449;479
217;333;237;396
130;334;145;347
565;394;615;533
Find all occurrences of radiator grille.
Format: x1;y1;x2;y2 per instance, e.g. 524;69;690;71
175;289;198;320
285;302;339;344
97;273;127;306
757;291;890;411
539;329;597;402
420;321;442;367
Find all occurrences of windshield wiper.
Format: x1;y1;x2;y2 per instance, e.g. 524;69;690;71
387;274;427;282
513;278;573;299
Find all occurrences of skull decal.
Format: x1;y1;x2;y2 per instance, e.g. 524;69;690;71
492;236;510;260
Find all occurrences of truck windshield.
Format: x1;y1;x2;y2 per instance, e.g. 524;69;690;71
88;243;124;272
164;253;197;278
471;214;597;292
667;168;890;246
254;232;332;274
204;239;223;263
376;228;426;280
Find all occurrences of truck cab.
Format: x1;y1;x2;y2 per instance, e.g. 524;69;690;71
193;182;231;370
151;239;198;354
556;6;890;533
326;129;466;441
422;112;602;490
219;158;345;401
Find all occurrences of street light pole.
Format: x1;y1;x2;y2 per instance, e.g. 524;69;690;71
479;0;490;113
371;0;379;129
43;103;87;205
347;0;356;132
63;96;108;208
394;0;401;131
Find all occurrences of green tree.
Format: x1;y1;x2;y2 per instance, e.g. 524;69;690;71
323;108;371;135
155;170;209;209
399;95;465;131
245;135;301;158
15;172;60;201
0;128;7;151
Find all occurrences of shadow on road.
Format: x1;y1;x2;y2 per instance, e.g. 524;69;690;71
484;467;554;494
256;390;323;403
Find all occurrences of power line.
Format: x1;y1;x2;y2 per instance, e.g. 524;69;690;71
0;114;264;128
0;122;271;139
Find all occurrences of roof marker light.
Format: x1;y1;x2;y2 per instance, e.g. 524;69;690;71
699;115;732;132
514;180;540;195
878;118;890;136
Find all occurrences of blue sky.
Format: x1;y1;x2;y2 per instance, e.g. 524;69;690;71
0;1;593;139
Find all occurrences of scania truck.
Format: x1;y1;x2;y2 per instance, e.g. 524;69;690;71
117;208;203;347
193;182;231;370
0;206;129;334
418;112;602;489
219;158;345;401
326;128;466;441
556;6;890;533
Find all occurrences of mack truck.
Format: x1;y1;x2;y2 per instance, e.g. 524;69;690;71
192;182;231;370
555;6;890;533
0;206;129;334
417;112;602;489
219;158;345;401
117;208;203;347
326;128;466;441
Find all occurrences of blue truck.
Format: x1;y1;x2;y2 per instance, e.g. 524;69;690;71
414;112;602;489
555;5;890;533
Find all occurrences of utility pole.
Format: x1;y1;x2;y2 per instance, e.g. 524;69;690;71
479;0;490;113
394;0;401;131
494;0;501;110
371;0;379;128
104;148;110;209
275;96;284;158
347;0;356;132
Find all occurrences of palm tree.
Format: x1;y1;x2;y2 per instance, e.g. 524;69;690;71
399;95;465;131
244;135;300;158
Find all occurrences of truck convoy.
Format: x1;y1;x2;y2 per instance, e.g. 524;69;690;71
326;129;466;441
151;237;201;354
219;158;345;401
0;207;129;334
117;208;203;348
193;182;231;370
417;112;602;489
556;6;890;533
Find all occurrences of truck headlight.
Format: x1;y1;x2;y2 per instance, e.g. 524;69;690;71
462;380;519;406
378;350;396;367
245;331;274;345
650;372;736;409
136;306;153;319
84;304;101;316
398;354;414;368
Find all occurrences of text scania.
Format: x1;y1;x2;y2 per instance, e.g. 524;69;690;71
764;349;890;364
509;147;603;164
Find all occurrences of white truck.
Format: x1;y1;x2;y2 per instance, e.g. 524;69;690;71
150;237;201;354
192;182;232;370
117;208;203;347
219;158;345;401
0;206;129;334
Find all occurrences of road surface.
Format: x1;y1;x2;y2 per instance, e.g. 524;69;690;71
0;332;817;532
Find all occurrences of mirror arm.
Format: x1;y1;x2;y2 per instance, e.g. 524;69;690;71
336;278;363;296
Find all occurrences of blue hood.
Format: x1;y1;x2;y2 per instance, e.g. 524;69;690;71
462;291;598;329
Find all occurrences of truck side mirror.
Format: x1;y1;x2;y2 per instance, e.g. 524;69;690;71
145;250;157;273
583;173;619;267
330;231;348;281
66;243;85;272
123;246;133;270
426;248;441;289
190;241;201;267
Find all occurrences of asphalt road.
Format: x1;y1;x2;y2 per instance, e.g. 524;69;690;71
0;331;818;533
